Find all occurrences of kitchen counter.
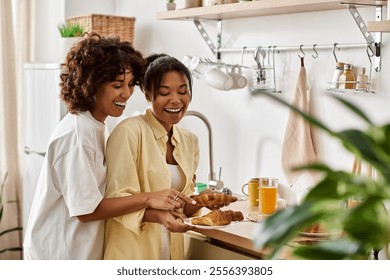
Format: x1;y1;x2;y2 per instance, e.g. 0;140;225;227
187;199;325;260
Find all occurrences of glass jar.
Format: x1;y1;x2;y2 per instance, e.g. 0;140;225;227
356;67;368;91
339;64;355;90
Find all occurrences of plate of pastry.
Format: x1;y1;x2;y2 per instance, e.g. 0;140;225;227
185;210;244;229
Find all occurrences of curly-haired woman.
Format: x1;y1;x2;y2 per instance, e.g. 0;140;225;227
23;33;195;260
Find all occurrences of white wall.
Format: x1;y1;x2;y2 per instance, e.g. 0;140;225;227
34;0;390;194
31;0;65;62
64;0;116;18
31;0;116;62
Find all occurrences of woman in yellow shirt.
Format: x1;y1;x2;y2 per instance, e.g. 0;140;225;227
104;54;207;259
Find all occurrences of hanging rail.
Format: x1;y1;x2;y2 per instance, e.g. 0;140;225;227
216;43;369;54
193;4;382;71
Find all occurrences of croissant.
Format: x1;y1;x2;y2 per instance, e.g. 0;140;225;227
193;192;237;207
191;210;244;226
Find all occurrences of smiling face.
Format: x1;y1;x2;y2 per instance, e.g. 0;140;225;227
149;70;191;132
90;70;135;122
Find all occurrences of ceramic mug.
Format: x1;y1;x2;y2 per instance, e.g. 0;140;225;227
230;64;248;89
242;178;259;206
189;56;209;78
182;55;203;79
205;65;233;91
181;55;193;68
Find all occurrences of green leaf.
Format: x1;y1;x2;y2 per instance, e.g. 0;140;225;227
344;199;390;246
253;202;327;259
293;239;367;260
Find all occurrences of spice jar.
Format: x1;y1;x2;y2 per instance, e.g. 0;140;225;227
339;64;355;90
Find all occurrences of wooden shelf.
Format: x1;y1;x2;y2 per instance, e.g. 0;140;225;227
156;0;386;20
367;20;390;32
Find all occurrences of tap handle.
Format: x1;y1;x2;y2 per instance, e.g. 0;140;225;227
208;180;224;191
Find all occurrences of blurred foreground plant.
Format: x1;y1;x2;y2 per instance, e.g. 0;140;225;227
253;91;390;260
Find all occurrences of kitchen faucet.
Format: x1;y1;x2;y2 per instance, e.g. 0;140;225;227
184;110;224;190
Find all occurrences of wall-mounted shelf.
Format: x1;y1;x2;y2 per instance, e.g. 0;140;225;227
367;20;390;32
157;0;385;72
156;0;387;20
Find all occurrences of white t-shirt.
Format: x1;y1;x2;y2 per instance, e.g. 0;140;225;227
23;111;108;260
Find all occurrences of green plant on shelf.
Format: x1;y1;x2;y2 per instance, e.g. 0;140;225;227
252;90;390;260
58;23;84;38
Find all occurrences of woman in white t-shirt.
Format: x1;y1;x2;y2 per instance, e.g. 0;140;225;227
23;33;196;260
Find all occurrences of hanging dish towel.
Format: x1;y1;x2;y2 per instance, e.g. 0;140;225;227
281;59;320;189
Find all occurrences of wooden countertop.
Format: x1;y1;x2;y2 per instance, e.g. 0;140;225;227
190;199;325;259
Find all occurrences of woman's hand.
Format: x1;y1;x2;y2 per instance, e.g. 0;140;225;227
143;208;194;233
145;189;196;210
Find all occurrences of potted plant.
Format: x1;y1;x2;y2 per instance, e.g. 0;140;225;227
252;91;390;260
167;0;176;11
58;23;83;38
58;23;84;62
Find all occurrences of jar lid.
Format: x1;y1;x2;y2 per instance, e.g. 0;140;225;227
336;62;345;67
344;64;352;70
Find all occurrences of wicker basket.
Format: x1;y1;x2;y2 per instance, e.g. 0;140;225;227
66;14;135;43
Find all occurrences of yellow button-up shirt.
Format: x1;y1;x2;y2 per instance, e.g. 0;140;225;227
103;109;199;259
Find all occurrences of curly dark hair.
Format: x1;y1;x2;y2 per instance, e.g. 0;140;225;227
60;32;145;113
144;54;193;102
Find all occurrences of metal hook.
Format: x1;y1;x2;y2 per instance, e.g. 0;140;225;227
298;44;305;58
272;46;278;93
312;44;319;59
240;46;247;67
267;46;272;65
333;43;338;63
366;44;373;66
366;44;375;58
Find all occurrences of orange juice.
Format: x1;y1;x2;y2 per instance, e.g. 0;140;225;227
259;186;278;215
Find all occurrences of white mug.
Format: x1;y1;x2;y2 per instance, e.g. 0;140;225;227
205;65;233;91
229;65;247;89
189;56;209;78
181;55;193;68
